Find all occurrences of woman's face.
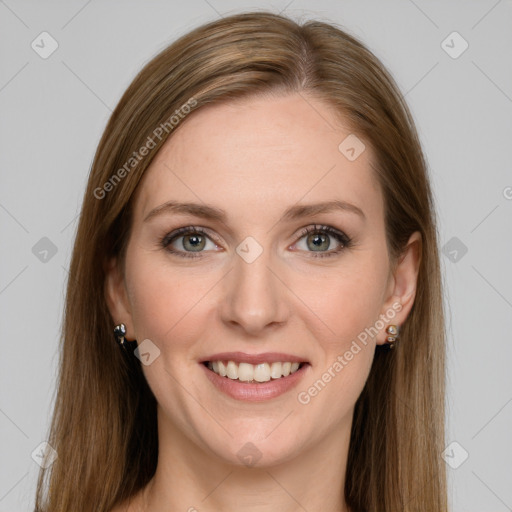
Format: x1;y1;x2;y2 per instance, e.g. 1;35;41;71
107;92;419;468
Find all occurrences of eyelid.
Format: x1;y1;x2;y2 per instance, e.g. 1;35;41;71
290;224;352;257
160;226;221;248
160;224;352;258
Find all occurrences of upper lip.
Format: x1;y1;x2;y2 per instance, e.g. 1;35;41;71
200;352;309;365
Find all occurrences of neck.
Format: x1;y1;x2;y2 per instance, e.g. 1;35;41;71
140;405;352;512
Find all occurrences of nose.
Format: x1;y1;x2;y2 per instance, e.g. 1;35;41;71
218;243;290;336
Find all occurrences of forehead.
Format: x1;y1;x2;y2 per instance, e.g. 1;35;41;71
135;93;382;223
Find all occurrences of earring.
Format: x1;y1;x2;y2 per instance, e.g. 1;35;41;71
114;323;127;348
385;324;399;349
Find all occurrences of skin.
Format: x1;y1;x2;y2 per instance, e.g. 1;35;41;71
106;92;421;512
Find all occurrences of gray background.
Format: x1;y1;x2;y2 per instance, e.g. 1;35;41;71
1;1;511;510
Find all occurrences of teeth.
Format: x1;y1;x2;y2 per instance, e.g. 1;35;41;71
218;361;227;377
226;361;238;379
238;362;255;382
254;363;271;382
270;362;282;379
206;360;304;382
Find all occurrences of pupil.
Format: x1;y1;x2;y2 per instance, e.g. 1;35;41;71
310;233;328;251
185;234;204;251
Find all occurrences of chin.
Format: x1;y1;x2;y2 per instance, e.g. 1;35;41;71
203;429;302;469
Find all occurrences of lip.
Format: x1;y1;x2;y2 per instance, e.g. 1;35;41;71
200;360;311;402
200;351;308;365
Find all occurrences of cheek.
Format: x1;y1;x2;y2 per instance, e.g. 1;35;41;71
293;271;381;421
289;261;388;410
292;262;389;348
125;249;218;350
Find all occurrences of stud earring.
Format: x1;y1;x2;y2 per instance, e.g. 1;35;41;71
385;324;399;349
114;323;127;349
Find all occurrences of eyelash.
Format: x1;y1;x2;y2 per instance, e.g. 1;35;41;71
160;224;352;259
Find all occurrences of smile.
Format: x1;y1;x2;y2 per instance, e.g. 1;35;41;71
204;360;304;383
200;353;311;401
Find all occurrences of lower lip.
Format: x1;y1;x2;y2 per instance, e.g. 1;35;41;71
201;363;310;402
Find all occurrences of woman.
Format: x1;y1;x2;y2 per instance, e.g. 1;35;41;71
35;11;447;512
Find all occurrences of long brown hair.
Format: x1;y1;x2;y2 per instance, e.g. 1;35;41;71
35;11;447;511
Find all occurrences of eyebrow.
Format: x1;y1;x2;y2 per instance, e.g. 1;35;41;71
143;199;366;223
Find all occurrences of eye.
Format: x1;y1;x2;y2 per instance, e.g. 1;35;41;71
292;224;352;258
161;224;352;259
161;226;219;259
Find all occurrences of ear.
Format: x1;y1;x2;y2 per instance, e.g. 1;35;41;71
376;231;422;345
104;256;136;341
